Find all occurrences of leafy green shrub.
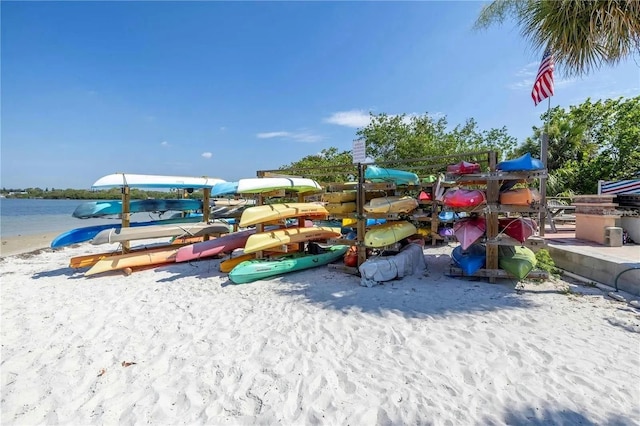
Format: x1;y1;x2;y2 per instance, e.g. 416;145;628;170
535;249;562;275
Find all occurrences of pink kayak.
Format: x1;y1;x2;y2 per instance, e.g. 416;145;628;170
453;217;486;250
175;229;256;262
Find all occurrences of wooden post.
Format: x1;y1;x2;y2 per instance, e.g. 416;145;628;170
357;163;367;267
485;151;499;283
121;185;131;253
203;187;211;241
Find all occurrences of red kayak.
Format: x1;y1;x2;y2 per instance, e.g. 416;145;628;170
447;161;481;174
453;217;486;250
443;189;486;208
498;217;537;243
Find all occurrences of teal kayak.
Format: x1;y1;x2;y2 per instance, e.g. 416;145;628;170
365;166;420;185
498;245;538;280
229;245;349;284
72;199;203;219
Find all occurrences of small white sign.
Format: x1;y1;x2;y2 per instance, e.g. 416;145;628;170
352;139;366;164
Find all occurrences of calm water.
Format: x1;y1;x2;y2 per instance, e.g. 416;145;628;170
0;199;167;237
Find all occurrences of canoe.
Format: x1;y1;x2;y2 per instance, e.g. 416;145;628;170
453;217;486;250
443;189;486;208
239;203;328;227
228;245;349;284
85;245;183;276
498;217;537;243
325;202;357;214
446;161;481;175
322;191;357;203
496;153;544;172
91;222;230;245
451;244;486;275
498;245;537;280
243;227;341;254
219;249;294;273
499;188;541;205
72;199;203;219
175;229;256;262
364;221;417;248
91;173;225;189
364;166;420;185
211;181;239;197
236;177;322;194
364;196;418;214
50;216;203;248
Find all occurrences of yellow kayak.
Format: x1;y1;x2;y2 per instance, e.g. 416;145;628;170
325;202;356;214
243;226;341;254
239;203;328;227
364;196;418;214
364;221;418;248
322;191;357;203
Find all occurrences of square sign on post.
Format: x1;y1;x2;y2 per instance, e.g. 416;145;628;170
352;139;366;164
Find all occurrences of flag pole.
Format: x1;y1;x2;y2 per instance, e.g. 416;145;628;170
539;96;551;236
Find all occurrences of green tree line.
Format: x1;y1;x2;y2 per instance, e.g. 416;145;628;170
281;96;640;196
1;187;207;200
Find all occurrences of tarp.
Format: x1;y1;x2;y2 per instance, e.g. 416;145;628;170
359;243;427;287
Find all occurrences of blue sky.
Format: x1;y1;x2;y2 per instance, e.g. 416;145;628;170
2;1;639;189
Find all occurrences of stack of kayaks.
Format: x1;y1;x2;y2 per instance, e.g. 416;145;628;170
499;188;541;205
365;166;420;185
243;227;341;254
498;245;537;280
443;189;486;208
498;217;537;243
228;245;349;284
451;244;486;275
51;215;204;248
363;196;418;214
446;161;481;175
364;221;417;248
453;216;486;250
496;153;544;172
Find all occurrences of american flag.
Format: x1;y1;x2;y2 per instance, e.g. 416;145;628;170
531;49;554;106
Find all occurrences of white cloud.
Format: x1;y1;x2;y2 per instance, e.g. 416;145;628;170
324;110;371;128
257;131;291;139
201;152;213;159
160;141;169;147
256;131;324;143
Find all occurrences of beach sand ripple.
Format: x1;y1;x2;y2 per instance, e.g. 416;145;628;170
1;242;639;425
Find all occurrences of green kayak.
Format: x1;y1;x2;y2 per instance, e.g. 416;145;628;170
229;245;349;284
498;245;538;280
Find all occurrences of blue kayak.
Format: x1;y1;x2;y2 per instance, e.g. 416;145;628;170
50;216;203;248
496;153;544;172
365;166;420;185
211;181;239;197
451;244;486;275
72;199;203;219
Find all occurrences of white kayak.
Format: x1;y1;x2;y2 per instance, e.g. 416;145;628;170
91;222;230;245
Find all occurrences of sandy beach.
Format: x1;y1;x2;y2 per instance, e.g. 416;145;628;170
1;235;639;425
